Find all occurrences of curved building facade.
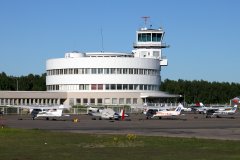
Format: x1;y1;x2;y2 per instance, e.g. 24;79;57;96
46;52;161;92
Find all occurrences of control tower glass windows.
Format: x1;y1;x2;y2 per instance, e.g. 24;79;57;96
138;33;151;42
138;33;162;42
152;33;162;42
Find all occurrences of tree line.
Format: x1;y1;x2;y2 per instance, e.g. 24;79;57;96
0;72;239;104
160;79;240;104
0;72;46;91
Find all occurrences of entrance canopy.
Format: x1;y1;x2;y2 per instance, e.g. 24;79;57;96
140;91;179;98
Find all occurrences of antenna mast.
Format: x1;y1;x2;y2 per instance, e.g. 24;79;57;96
141;16;150;26
101;28;104;52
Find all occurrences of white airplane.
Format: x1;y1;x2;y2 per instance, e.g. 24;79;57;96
180;105;192;112
146;104;183;119
9;104;70;120
211;105;238;118
87;106;103;115
91;108;127;120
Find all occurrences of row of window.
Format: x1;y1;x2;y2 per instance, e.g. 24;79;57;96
47;68;160;76
138;33;162;42
47;84;160;91
74;98;138;105
0;98;61;106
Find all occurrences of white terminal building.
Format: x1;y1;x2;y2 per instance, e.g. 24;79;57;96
0;25;178;107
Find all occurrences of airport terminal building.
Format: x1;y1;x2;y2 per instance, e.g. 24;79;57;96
0;25;178;107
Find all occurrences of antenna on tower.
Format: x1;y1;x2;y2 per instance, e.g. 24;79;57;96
141;16;150;26
100;28;104;52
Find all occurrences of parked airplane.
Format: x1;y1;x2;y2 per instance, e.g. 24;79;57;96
180;105;192;112
31;105;70;120
211;105;238;118
9;104;70;120
91;108;127;120
146;104;183;119
87;106;104;115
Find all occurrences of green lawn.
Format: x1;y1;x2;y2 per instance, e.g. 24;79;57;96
0;128;240;160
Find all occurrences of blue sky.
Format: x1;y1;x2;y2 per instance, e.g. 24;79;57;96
0;0;239;83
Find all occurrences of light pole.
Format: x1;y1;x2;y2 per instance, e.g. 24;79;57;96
180;94;185;106
16;78;18;91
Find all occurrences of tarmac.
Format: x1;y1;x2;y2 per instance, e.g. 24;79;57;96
1;112;240;140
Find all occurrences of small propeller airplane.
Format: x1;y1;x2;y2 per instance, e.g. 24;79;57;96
146;103;183;119
211;105;238;118
91;108;127;120
8;104;70;120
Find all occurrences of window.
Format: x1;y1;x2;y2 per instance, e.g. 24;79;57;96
79;68;84;74
111;84;116;90
60;69;63;75
112;98;117;104
85;68;90;74
117;68;122;74
105;84;110;90
134;69;138;74
139;85;143;90
144;69;147;75
147;33;151;41
74;69;78;74
97;98;102;104
98;84;103;90
123;68;128;74
152;33;162;42
110;68;116;74
129;69;133;74
79;84;84;90
117;84;122;90
119;98;124;104
148;85;152;90
76;99;81;104
69;69;73;74
91;84;97;90
123;84;128;90
133;98;138;104
91;68;97;74
152;33;157;42
98;68;103;74
129;84;133;90
104;68;110;74
157;33;162;41
126;98;131;104
90;98;95;105
144;85;148;90
85;84;89;90
138;33;151;42
104;98;110;104
134;84;138;90
83;98;88;104
140;33;146;42
64;69;68;74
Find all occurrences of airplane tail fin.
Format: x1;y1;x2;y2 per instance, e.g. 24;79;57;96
56;109;63;116
196;101;200;106
232;105;238;113
120;109;125;120
175;104;182;113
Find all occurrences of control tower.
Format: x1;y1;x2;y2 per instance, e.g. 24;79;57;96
132;17;168;67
